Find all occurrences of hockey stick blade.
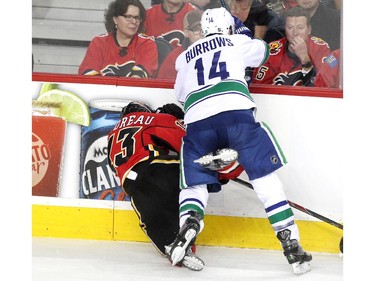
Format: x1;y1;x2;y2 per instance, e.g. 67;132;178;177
231;177;344;230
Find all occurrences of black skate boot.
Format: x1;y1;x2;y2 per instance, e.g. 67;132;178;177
277;230;312;276
167;211;202;267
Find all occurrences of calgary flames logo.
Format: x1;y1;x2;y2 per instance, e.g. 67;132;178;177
269;41;283;55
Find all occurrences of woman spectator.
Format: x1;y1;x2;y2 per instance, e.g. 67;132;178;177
79;0;158;78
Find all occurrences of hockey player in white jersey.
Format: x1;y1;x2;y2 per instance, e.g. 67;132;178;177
166;7;312;275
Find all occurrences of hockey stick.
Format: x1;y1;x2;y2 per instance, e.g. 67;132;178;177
219;0;229;10
231;177;344;230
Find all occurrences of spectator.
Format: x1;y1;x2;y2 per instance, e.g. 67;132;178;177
228;0;271;39
314;48;341;88
267;0;298;16
144;0;197;49
252;7;331;87
157;9;204;80
78;0;158;78
263;0;298;42
227;0;287;43
296;0;341;51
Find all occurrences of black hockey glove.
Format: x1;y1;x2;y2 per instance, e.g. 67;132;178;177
156;103;184;119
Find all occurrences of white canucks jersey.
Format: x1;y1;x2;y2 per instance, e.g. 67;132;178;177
174;33;269;124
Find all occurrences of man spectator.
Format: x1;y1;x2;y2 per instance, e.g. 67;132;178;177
157;9;204;80
252;7;331;87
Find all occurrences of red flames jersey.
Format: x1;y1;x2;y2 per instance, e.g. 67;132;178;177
78;33;158;78
157;45;184;79
107;111;244;186
144;3;197;48
252;36;331;86
107;112;186;184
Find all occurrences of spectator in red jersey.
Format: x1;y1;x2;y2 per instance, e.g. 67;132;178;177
144;0;197;49
157;9;204;80
252;7;331;87
78;0;158;78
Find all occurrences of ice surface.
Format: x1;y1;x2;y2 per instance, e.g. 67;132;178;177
32;237;343;281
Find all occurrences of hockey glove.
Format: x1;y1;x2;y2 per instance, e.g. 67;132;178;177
233;15;253;39
156;103;184;119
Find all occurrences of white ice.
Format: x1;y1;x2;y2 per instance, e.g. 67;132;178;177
32;237;343;281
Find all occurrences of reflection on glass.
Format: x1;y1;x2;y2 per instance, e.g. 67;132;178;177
32;0;342;89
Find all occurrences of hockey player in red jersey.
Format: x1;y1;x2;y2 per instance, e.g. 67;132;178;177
144;0;197;49
252;7;331;87
107;101;242;271
79;0;158;78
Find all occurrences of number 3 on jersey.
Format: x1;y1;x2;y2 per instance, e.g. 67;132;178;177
194;50;229;85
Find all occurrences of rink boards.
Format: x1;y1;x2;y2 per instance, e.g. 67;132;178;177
32;196;342;253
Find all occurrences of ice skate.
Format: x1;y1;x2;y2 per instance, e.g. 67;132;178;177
166;212;201;267
277;230;312;276
194;148;238;170
165;244;205;271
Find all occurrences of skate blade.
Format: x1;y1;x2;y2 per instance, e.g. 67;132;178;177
292;261;311;276
171;229;197;266
182;255;205;271
194;149;238;165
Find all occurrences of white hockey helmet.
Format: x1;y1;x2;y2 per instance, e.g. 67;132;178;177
201;7;234;37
